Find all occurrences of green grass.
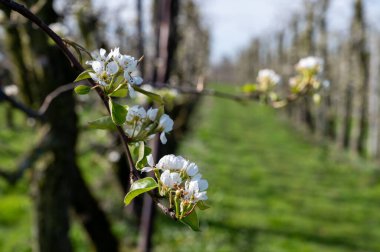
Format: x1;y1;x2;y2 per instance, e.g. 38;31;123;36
153;84;380;252
2;86;380;251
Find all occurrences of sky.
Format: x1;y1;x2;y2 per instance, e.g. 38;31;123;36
198;0;380;63
84;0;380;64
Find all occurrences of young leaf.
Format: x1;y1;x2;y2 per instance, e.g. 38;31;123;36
180;210;200;231
134;142;152;170
88;116;116;130
133;85;164;104
109;99;127;125
124;177;158;205
196;201;210;211
74;70;92;82
110;88;128;98
74;85;91;95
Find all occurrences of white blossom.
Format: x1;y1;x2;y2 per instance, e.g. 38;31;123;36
257;69;280;85
156;154;188;171
3;85;19;96
296;56;324;73
86;51;119;86
147;108;158;121
126;105;146;122
141;154;155;172
158;114;174;144
186;163;199;177
160;170;182;188
184;179;208;203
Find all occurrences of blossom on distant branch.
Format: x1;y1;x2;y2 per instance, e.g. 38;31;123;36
296;56;324;74
257;69;280;88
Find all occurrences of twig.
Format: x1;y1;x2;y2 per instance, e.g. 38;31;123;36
0;83;75;119
172;85;247;103
38;83;75;114
0;134;50;184
0;88;42;119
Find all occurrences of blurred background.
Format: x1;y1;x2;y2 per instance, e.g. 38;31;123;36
1;0;380;251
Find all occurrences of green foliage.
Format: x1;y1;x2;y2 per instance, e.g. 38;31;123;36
242;83;257;93
124;177;158;205
180;210;200;231
87;116;116;130
74;70;92;82
74;85;91;95
133;141;152;170
134;85;164;104
196;201;210;210
109;99;127;125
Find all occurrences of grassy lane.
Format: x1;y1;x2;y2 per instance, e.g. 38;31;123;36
154;85;380;252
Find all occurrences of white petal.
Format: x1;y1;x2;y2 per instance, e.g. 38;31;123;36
147;154;155;167
128;84;136;98
195;191;208;201
100;48;106;57
89;72;98;81
159;114;174;132
170;172;182;185
160;170;171;187
92;61;103;73
186;163;199;177
147;108;158;121
141;167;153;172
133;76;143;85
160;132;167;144
106;61;119;75
198;179;208;191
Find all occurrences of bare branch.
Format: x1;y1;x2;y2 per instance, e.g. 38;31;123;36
172;85;247;103
0;134;51;184
0;88;42;119
38;83;75;115
0;83;75;120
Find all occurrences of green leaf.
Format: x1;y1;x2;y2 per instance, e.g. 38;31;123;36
110;75;125;89
74;85;91;95
196;201;210;211
181;210;200;231
133;85;163;104
124;177;158;205
74;70;92;82
134;142;152;170
88;116;116;130
110;88;128;98
109;99;127;125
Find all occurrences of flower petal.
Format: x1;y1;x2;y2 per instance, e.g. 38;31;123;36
160;132;167;144
128;84;136;98
141;167;153;173
147;154;155;167
106;61;119;75
92;61;103;73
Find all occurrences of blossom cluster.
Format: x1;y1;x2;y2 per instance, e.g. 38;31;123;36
290;56;324;93
142;154;208;219
125;105;174;144
257;69;280;91
86;48;143;97
295;56;324;75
